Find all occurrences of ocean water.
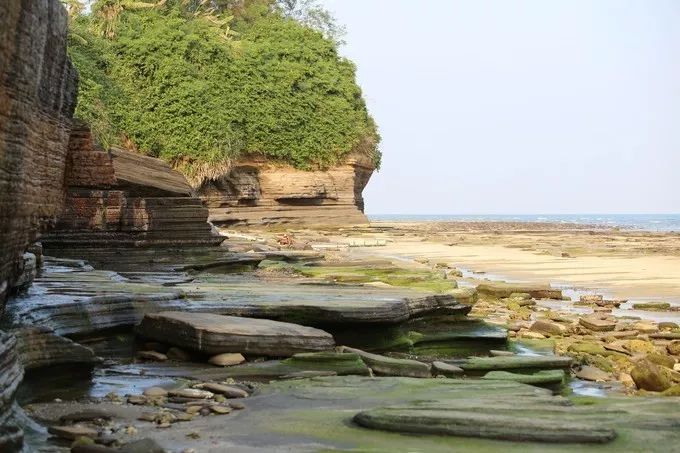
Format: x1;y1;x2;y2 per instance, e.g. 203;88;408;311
367;214;680;232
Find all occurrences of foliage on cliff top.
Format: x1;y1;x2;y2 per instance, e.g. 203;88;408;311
67;0;380;184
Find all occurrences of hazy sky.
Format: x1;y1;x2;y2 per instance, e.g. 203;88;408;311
320;0;680;214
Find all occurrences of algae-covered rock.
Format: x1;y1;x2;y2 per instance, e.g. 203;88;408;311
431;361;464;377
568;341;607;356
461;355;572;372
340;346;431;378
645;353;675;369
632;302;671;311
668;341;680;356
283;352;371;376
476;282;562;300
481;370;565;385
530;320;567;336
353;407;616;443
630;360;671;392
579;318;616;332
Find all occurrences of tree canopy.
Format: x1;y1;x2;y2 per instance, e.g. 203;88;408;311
67;0;380;184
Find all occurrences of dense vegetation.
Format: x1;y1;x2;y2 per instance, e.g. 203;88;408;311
66;0;380;183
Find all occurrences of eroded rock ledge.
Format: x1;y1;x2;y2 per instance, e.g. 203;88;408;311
199;154;374;227
41;124;223;261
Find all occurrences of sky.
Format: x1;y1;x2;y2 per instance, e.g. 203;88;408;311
319;0;680;215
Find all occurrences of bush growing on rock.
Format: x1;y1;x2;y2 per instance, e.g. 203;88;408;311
68;0;380;184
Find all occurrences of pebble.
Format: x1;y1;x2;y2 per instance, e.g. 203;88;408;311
210;405;232;414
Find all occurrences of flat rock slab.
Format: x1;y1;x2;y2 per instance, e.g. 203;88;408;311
340;346;431;378
476;282;562;299
481;370;565;385
137;311;335;357
579;317;616;332
461;355;572;372
354;407;616;443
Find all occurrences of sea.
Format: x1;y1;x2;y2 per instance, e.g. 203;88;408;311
367;214;680;232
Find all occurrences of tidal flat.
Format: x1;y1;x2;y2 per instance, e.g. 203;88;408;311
5;221;679;452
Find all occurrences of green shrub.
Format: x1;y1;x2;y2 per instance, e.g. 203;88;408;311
68;0;380;183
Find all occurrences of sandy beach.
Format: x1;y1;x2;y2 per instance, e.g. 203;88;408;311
336;221;680;303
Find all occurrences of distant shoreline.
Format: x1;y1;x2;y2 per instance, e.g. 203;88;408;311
367;214;680;232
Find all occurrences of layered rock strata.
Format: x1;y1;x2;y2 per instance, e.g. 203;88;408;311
42;125;223;259
199;155;374;227
0;331;24;452
0;0;78;304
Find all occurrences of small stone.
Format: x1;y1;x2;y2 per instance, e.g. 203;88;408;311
229;401;245;410
124;426;137;436
667;341;680;356
137;350;168;361
143;387;168;398
208;353;246;367
138;412;157;422
519;330;545;339
166;347;192;362
186;406;202;415
120;438;165;453
619;372;636;388
126;395;147;405
186;432;200;439
156;422;171;429
632;302;671;311
530;320;568;336
48;425;99;440
210;405;232;414
169;388;214;399
575;366;610;382
199;407;211;416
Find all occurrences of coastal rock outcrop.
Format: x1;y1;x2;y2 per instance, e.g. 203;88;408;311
199;155;374;227
137;311;336;357
0;0;78;304
41;124;223;262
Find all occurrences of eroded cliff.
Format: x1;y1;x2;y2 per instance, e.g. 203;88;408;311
199;154;374;227
0;0;78;304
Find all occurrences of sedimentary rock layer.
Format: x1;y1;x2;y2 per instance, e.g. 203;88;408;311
199;155;374;226
137;311;336;356
0;331;24;452
0;0;77;303
13;327;99;371
42;125;222;255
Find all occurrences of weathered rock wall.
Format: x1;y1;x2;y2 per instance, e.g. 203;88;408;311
199;155;374;227
42;125;223;257
0;0;78;304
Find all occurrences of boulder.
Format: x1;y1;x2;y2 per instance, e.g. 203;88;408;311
668;341;680;356
630;360;671;392
208;353;246;367
530;320;568;336
137;311;335;357
579;317;616;332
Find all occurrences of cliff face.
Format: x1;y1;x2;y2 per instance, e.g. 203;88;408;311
199;155;374;227
0;0;78;304
0;2;75;447
41;124;223;259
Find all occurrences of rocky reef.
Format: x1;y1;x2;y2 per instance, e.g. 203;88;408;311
199;154;374;227
0;0;78;303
